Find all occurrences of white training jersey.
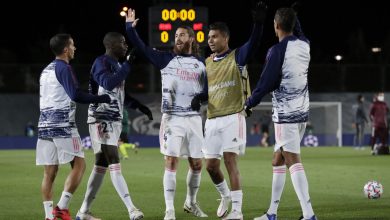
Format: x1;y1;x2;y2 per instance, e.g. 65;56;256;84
272;38;310;123
87;55;129;123
247;19;310;123
38;60;76;138
160;55;206;116
125;23;207;116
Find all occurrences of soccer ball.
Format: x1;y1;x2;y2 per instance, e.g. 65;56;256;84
363;180;383;199
81;136;92;149
303;134;319;147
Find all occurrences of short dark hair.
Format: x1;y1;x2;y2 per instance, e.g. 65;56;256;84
103;32;124;49
209;22;230;38
274;8;297;33
49;33;72;56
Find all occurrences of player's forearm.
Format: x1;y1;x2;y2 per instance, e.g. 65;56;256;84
236;23;264;66
246;63;281;108
126;23;148;54
125;22;170;69
73;89;110;104
94;64;130;91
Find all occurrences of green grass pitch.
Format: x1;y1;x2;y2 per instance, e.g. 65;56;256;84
0;147;388;220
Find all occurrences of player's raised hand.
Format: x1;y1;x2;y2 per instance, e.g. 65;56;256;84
126;8;139;27
291;1;302;14
251;1;267;23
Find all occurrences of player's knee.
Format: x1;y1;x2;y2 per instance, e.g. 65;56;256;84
271;158;284;166
205;165;216;175
72;157;86;173
190;160;202;171
165;156;179;169
206;161;220;177
223;156;237;170
206;162;218;175
44;166;59;180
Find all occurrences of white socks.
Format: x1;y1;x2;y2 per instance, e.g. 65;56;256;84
109;163;135;212
267;165;286;215
80;165;107;213
185;169;201;205
230;190;243;212
43;201;54;219
290;163;314;219
164;169;176;211
215;180;231;198
57;191;72;209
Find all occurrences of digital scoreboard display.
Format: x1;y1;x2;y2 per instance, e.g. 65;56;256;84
148;6;208;48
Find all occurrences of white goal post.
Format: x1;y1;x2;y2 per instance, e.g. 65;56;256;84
251;102;342;146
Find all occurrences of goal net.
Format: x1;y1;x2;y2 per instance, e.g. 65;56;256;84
249;102;342;147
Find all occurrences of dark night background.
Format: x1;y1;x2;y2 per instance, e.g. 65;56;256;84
1;0;389;64
0;0;389;138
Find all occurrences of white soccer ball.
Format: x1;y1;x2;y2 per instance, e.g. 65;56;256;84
363;180;383;199
303;134;319;147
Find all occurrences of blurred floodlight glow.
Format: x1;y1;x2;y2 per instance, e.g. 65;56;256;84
120;11;126;17
123;7;128;11
371;47;382;53
335;55;343;61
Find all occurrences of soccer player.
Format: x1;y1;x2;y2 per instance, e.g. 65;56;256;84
245;6;317;220
36;33;111;220
369;92;389;154
352;94;368;150
75;32;150;220
190;3;267;219
125;9;208;220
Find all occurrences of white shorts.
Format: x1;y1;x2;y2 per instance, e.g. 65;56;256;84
203;113;246;159
89;121;122;154
159;114;204;158
274;122;306;154
36;128;84;165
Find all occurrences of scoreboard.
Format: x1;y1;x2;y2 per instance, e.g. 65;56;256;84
148;5;208;48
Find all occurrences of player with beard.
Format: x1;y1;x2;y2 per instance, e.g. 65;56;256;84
125;9;208;220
